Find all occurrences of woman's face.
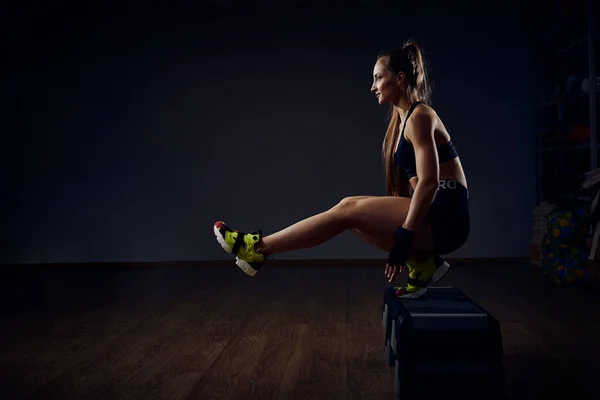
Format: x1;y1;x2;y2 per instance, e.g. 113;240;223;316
371;58;404;105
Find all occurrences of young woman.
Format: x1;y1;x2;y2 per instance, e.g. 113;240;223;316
214;40;470;299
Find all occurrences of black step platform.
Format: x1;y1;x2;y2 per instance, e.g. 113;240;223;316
382;286;505;399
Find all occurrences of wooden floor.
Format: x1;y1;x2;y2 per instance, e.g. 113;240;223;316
1;261;599;400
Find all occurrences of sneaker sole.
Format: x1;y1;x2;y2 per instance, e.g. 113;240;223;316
397;287;427;299
431;259;450;284
213;225;258;277
214;225;233;253
236;257;258;276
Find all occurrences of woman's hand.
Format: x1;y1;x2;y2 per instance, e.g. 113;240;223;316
385;226;414;283
385;263;406;283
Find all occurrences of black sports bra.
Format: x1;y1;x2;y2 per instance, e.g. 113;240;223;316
394;101;458;179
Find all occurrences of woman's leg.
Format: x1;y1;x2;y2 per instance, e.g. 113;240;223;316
215;195;442;295
255;195;435;255
348;228;390;252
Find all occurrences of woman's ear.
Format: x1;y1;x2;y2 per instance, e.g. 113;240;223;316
396;71;405;86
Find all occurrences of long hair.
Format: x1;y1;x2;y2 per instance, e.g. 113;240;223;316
379;40;433;197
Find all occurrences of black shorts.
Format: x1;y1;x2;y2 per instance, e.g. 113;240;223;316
428;179;470;255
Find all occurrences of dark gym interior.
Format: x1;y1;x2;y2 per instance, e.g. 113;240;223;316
2;0;600;399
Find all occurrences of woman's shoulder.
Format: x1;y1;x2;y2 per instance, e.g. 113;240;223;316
412;104;453;144
406;104;438;140
413;102;437;118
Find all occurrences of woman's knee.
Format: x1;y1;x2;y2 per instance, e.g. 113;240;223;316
337;196;371;206
333;196;367;221
336;196;358;208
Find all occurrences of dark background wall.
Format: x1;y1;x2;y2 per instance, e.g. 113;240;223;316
3;0;544;264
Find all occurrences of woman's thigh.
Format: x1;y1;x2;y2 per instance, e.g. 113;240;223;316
428;181;470;254
335;195;435;251
349;228;391;252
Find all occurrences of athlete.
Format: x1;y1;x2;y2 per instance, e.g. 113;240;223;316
214;40;470;299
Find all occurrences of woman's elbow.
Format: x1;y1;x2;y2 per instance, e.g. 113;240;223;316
418;178;439;191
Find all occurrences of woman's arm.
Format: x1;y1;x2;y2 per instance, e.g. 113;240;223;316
402;110;439;231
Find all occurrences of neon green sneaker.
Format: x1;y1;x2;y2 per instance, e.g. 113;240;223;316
213;221;265;276
395;254;438;299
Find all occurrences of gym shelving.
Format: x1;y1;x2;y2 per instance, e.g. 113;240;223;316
535;0;598;205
